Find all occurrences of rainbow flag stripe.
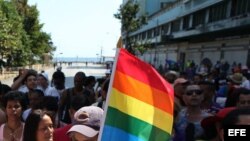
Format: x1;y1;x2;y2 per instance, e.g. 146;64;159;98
100;48;174;141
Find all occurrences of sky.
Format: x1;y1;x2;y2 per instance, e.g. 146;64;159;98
28;0;122;58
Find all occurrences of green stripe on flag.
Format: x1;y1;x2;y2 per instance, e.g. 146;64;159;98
105;107;171;141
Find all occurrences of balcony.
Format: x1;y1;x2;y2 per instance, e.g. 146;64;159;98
172;14;250;40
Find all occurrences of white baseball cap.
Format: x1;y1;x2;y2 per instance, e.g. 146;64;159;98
67;106;104;138
67;125;99;138
39;72;49;81
74;106;104;128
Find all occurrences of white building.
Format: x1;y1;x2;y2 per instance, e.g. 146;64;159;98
123;0;250;70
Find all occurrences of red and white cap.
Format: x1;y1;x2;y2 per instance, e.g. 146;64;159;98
67;125;99;138
74;106;104;128
67;106;104;138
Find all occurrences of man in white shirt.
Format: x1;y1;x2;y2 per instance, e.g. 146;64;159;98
37;72;60;100
11;69;38;93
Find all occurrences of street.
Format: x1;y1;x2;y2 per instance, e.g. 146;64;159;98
1;62;108;88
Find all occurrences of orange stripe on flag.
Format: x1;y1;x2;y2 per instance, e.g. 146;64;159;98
113;71;174;115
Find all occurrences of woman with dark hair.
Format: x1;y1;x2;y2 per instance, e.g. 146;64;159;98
0;91;25;141
23;109;54;141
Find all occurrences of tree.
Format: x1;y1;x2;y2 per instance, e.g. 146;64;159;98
114;0;148;55
0;0;56;67
13;0;55;66
21;4;55;64
0;7;11;58
0;0;24;66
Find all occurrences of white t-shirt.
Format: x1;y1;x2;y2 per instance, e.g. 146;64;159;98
37;85;60;100
17;85;29;93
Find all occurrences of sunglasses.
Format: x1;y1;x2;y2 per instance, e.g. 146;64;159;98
185;90;203;96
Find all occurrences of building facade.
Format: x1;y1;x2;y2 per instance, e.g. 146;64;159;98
124;0;250;70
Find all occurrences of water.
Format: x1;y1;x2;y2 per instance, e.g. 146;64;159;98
53;57;100;63
53;57;115;63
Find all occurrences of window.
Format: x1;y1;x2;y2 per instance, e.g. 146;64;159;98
142;32;146;40
154;27;160;36
147;29;153;39
172;19;181;32
161;24;169;34
138;33;142;40
193;10;206;27
209;2;227;22
231;0;250;16
183;15;190;30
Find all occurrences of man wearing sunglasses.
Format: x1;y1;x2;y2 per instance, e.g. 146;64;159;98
173;84;212;141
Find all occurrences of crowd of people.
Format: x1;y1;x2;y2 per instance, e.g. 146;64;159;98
0;59;250;141
0;67;110;141
163;60;250;140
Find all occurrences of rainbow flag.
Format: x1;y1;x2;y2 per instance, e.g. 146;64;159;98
99;48;174;141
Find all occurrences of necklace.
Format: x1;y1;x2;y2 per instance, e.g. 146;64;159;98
5;123;23;141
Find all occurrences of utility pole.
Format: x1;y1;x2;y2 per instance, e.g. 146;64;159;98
100;46;103;63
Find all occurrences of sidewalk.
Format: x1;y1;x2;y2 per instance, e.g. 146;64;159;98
0;71;18;80
0;64;53;86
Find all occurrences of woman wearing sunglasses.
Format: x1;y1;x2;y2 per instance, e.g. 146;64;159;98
173;84;212;141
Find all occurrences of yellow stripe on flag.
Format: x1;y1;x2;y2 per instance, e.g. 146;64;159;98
109;88;173;134
113;71;174;114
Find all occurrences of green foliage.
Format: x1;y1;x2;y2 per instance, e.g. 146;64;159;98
131;41;152;55
0;0;55;67
20;4;55;65
0;0;23;66
114;0;147;55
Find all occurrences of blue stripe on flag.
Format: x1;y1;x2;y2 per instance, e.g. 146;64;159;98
101;125;145;141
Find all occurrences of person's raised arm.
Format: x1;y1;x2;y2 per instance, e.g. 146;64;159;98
11;69;37;90
11;69;29;90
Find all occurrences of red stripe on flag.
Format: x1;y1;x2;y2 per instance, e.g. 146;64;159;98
116;48;173;96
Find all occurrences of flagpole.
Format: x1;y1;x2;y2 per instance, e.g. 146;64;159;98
98;47;121;141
